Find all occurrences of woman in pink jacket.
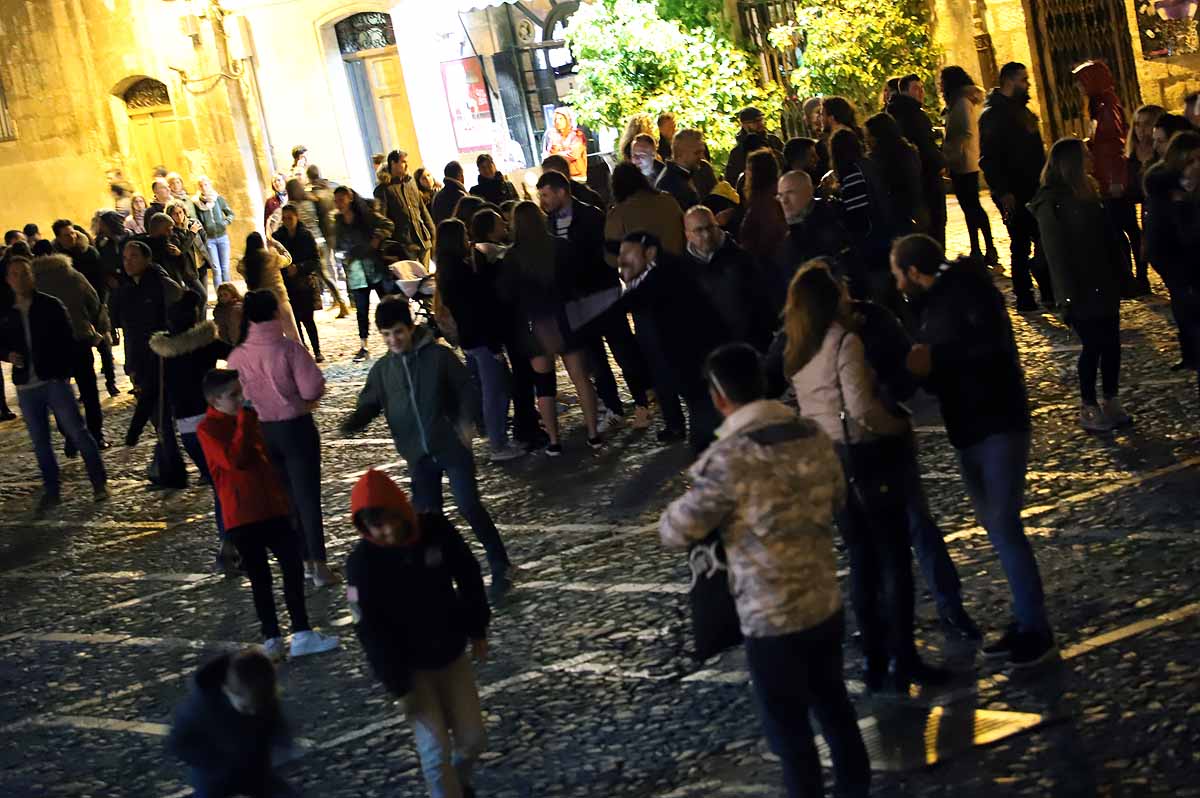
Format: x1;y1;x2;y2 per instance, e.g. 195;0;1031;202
227;290;336;586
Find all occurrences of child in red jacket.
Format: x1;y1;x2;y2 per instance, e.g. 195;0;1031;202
197;368;339;662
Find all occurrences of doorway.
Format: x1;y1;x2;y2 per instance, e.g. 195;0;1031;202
334;12;422;178
122;78;184;193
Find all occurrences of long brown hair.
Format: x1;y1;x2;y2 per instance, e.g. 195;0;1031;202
782;259;852;376
508;201;557;288
1041;137;1097;199
1126;104;1165;159
743;148;780;202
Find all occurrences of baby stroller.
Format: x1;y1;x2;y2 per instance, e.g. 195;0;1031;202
386;259;443;339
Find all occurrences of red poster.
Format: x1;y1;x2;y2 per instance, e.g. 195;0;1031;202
441;57;493;151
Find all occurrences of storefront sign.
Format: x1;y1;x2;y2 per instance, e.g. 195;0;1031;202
440;56;493;151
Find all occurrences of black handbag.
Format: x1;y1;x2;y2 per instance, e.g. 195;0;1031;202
147;356;188;489
688;532;743;661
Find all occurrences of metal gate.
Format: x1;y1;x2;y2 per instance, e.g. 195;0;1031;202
1026;0;1142;140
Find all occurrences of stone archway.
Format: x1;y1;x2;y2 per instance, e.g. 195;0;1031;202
113;76;184;194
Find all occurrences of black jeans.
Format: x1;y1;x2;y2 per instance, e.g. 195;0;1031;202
261;414;326;563
127;355;166;445
900;436;964;615
923;178;947;246
745;611;871;798
1163;276;1198;366
997;198;1053;304
179;430;226;540
295;318;321;356
951;172;994;256
837;440;917;669
97;337;116;385
1072;315;1121;403
503;334;542;444
226;518;310;640
1104;198;1144;284
351;285;388;341
70;342;103;442
683;389;721;455
588;308;650;414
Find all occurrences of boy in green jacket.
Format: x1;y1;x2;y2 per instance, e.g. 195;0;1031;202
340;296;514;600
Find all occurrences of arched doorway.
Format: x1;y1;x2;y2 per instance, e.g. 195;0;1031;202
334;12;421;176
121;77;184;193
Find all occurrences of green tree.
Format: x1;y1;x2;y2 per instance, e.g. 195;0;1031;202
566;0;782;168
655;0;731;36
769;0;940;115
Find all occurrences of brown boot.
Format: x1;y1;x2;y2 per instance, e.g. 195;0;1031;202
335;301;350;319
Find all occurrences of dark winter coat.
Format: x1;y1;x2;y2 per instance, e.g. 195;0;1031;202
685;236;773;350
910;260;1030;448
340;326;478;465
1028;186;1123;320
470;173;519;206
92;234;126;303
978;89;1046;201
431;178;468;226
569;179;605;209
347;512;490;696
769;200;849;314
623;253;732;397
111;266;185;377
436;255;504;352
655;161;701;211
55;244;106;303
1142;163;1200;292
272;223;321;315
563;200;618;295
0;292;77;384
149;320;232;420
724;129;785;185
374;175;435;260
886;93;946;196
166;653;291;792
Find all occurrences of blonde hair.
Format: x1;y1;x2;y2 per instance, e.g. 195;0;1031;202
1041;137;1097;199
782;259;852;377
1126;104;1165;159
619;114;657;160
216;281;243;304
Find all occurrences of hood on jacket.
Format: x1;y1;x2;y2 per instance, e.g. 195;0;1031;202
31;253;72;277
194;653;232;690
240;318;286;345
1072;61;1125;121
1027;183;1080;214
717;399;797;439
150;319;217;358
350;468;419;545
984;88;1026;109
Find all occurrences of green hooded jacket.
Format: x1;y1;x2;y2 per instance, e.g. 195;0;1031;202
340;326;477;464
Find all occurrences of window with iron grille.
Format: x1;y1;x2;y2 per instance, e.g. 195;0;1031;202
0;77;15;141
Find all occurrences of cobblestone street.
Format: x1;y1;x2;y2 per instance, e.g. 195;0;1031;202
1;202;1199;797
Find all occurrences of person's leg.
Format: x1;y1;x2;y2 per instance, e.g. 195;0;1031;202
408;455;447;515
805;612;871;797
1073;318;1101;405
46;380;106;488
71;343;104;443
562;350;600;437
17;385;58;495
206;238;221;288
466;347;511;450
601;311;650;407
838;497;886;679
1099;314;1122;400
530;355;559;444
743;631;825;797
1025;211;1055;305
277;301;301;342
263;519;312;634
926;180;947;246
180;430;226;541
263;417;327;565
227;525;282;640
1002;201;1035;304
404;670;460;798
443;451;510;573
952;173;982;256
683;390;721;454
504;340;540;444
588;334;623;415
876;502;917;667
1164;278;1197;366
438;652;487;792
97;337;117;389
958;433;1051;638
0;363;11;417
302;319;321;357
353;287;372;345
901;444;964;615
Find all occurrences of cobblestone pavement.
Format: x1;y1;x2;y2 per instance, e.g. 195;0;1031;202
1;200;1199;797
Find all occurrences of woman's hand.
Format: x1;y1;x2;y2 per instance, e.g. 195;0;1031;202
471;638;489;664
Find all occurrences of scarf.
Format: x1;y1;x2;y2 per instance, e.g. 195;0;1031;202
194;186;218;212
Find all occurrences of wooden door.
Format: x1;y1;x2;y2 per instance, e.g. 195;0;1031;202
359;49;422;166
127;109;183;193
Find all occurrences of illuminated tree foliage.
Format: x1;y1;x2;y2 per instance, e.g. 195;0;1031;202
769;0;940;113
566;0;783;167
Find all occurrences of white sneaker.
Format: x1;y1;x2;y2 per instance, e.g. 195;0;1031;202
631;405;652;430
263;637;286;662
312;562;342;587
596;409;622;434
290;630;340;658
303;561;316;584
489;443;528;463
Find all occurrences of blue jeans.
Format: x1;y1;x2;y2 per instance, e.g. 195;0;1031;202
465;347;511;450
180;430;226;540
262;415;326;563
956;431;1051;637
900;439;964;615
744;612;870;798
206;234;231;290
409;447;509;574
17;380;106;493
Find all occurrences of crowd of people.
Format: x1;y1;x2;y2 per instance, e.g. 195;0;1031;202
1;57;1199;798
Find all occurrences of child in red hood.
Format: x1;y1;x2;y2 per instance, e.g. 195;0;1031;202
346;468;490;798
197;368;339;663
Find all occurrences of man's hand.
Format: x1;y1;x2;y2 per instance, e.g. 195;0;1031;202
998;194;1016;219
111;330;120;346
471;638;489;664
166;243;182;257
9;353;24;368
906;344;932;378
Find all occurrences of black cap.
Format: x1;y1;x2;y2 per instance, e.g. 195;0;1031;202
99;210;125;229
738;107;764;123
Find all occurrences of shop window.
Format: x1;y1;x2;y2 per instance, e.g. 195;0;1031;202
0;77;16;141
335;12;397;55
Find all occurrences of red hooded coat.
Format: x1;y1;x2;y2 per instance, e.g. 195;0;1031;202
1073;61;1129;197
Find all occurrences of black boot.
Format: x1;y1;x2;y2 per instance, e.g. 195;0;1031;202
887;656;952;695
864;654;888;693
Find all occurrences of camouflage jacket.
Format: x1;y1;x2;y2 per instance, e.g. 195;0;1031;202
660;400;844;638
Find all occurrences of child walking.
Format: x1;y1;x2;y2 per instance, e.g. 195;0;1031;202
197;368;339;661
167;647;298;797
340;296;515;600
347;468;490;798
